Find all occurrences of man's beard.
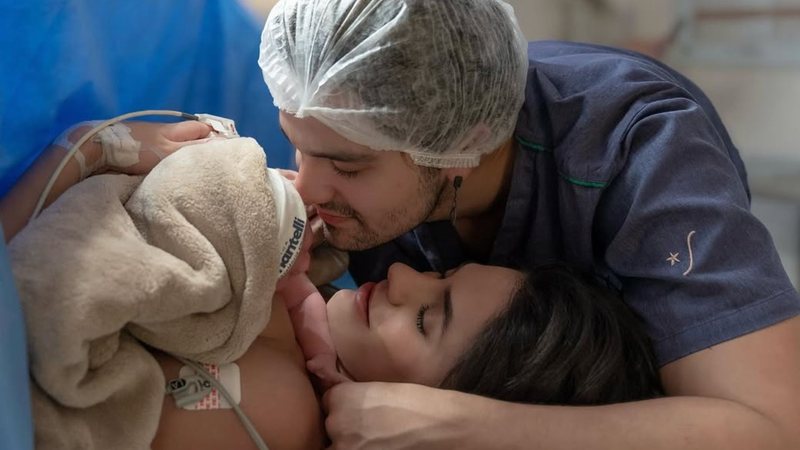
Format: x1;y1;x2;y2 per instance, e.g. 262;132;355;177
323;168;446;251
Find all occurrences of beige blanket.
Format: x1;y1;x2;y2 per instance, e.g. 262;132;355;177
9;137;282;449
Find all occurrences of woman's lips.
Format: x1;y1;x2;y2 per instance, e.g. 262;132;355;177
355;282;375;326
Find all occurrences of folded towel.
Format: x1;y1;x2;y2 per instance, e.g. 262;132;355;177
9;137;298;449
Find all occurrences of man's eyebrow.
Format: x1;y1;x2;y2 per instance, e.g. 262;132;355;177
305;150;375;163
441;286;453;336
279;126;375;163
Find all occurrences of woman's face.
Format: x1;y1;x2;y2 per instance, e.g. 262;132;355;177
327;262;522;386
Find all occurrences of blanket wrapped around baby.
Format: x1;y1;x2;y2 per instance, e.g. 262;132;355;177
8;137;305;449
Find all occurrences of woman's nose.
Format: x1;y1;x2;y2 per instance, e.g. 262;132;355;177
385;262;440;306
293;152;334;205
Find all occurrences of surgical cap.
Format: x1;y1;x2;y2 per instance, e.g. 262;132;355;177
259;0;529;168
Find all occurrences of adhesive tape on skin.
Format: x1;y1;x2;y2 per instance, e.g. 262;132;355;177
266;168;307;278
54;121;103;179
94;122;142;168
53;121;103;150
178;363;241;410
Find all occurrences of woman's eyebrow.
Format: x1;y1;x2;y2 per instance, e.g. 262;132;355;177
441;286;453;336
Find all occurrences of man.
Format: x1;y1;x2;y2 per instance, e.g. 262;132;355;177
258;0;800;448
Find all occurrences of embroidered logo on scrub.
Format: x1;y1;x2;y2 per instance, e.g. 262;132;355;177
666;230;697;276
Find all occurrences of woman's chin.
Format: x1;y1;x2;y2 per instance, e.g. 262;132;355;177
327;288;354;307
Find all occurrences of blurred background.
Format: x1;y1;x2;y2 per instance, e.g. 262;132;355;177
243;0;800;287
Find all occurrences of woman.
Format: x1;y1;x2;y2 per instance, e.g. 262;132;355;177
3;121;660;449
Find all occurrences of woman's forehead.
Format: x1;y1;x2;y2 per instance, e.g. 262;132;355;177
446;265;519;327
456;263;521;283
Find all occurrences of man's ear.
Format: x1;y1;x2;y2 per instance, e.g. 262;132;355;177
442;167;472;185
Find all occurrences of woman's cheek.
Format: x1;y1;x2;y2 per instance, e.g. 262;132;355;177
378;328;429;381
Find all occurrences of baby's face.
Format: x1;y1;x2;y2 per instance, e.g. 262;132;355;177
327;263;522;385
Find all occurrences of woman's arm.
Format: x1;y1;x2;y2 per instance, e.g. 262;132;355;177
0;124;101;241
0;120;211;242
323;316;800;449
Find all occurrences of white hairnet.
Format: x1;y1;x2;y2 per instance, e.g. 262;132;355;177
259;0;529;168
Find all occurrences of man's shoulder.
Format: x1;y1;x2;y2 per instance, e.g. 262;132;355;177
527;40;663;67
525;41;695;105
516;40;711;188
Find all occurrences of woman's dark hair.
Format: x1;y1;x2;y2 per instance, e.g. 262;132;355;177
440;263;663;405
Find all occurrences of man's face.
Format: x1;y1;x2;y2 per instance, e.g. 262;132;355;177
279;112;447;251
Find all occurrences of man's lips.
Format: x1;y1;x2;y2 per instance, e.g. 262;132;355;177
355;282;375;326
316;208;351;226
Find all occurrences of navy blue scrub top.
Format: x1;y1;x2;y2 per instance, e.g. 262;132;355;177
349;41;800;366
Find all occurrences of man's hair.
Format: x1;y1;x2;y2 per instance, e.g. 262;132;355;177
260;0;529;168
440;264;663;405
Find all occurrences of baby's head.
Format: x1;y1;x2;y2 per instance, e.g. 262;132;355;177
327;263;662;405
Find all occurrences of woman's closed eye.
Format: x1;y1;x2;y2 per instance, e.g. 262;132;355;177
416;270;454;338
416;304;430;336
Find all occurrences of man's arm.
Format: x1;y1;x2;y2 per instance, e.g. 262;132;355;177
323;316;800;449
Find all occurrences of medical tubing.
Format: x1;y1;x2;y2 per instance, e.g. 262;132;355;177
173;356;270;450
29;110;198;222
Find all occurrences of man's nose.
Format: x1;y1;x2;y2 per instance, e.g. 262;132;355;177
294;152;335;206
385;263;440;306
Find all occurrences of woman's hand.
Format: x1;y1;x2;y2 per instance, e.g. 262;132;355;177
100;120;214;175
60;120;214;177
